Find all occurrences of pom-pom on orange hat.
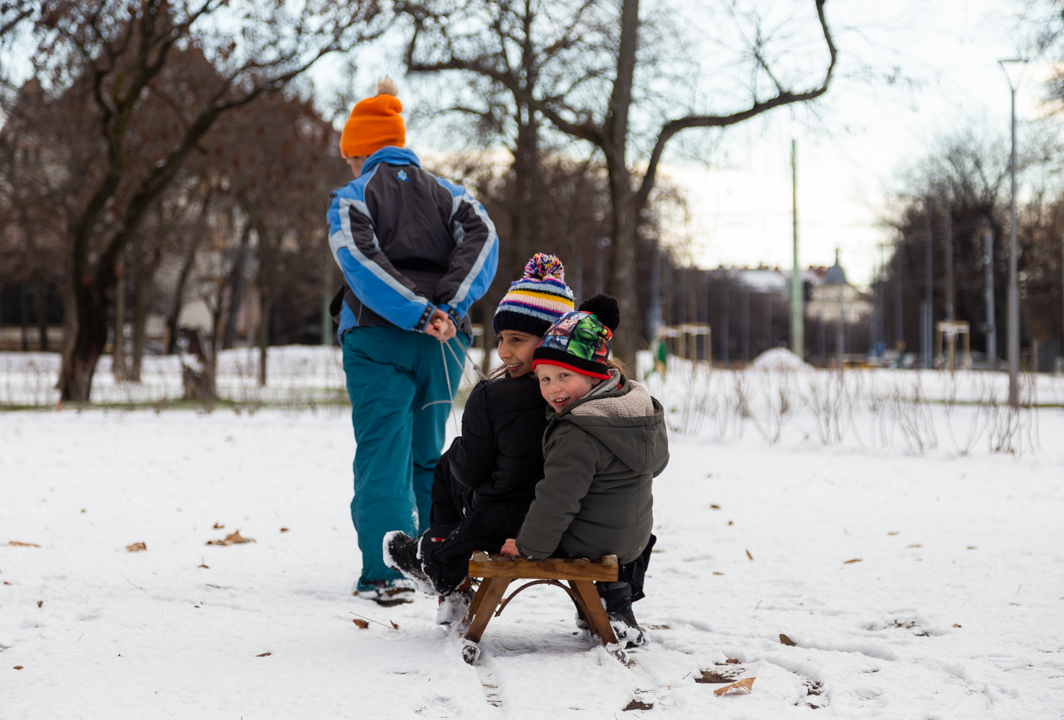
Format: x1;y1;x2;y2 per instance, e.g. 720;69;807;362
340;77;405;158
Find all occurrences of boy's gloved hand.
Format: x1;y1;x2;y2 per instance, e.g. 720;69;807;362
500;538;520;557
425;308;457;342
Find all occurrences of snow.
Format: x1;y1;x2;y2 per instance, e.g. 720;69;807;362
751;347;810;371
2;352;1064;718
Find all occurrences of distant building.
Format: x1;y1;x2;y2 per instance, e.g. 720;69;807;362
804;251;871;324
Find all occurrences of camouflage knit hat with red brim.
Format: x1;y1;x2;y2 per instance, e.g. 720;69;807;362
532;294;620;380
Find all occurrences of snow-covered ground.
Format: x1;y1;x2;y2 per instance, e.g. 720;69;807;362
2;357;1064;718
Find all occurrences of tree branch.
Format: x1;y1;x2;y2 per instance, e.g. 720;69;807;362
635;0;838;210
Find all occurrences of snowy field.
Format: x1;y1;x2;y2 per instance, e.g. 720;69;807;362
2;351;1064;718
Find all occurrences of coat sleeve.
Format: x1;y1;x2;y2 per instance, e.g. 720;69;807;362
447;381;496;491
515;424;601;560
431;178;499;326
327;184;437;332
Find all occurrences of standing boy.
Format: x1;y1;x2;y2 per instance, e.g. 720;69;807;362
328;77;498;604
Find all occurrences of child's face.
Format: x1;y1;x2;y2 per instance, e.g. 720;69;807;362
496;330;539;377
536;364;597;412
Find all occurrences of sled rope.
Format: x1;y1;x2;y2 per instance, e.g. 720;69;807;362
419;338;461;436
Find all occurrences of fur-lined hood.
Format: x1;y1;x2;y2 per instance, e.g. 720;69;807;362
550;371;668;475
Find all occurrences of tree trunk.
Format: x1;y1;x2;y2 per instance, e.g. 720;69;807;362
130;226;162;382
165;234;204;355
130;264;149;381
19;284;30;351
113;258;127;381
604;149;639;365
256;230;275;388
34;276;48;352
510;104;541;278
222;251;246;350
258;296;269;387
58;281;111;402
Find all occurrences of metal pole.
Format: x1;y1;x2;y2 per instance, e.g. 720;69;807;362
1008;80;1020;405
1000;60;1024;407
836;283;845;366
985;229;997;364
764;291;772;350
924;199;934;369
649;242;661;341
943;189;954;323
790;139;805;358
895;234;903;354
721;277;730;365
741;284;750;363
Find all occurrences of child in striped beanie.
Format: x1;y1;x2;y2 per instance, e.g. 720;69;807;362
383;254;575;616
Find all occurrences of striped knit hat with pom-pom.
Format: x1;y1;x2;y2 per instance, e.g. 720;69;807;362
492;254;575;337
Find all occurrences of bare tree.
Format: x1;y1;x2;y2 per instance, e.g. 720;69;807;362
23;0;385;401
400;0;617;312
401;0;837;362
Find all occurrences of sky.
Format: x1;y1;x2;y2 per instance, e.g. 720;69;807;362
3;2;1051;290
656;0;1051;287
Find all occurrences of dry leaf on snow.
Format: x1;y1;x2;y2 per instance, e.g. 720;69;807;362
256;652;271;657
125;542;147;552
8;541;40;548
695;670;734;684
13;666;23;670
37;601;43;608
353;619;369;629
390;620;399;630
725;658;741;665
745;549;754;561
212;523;225;530
280;527;290;533
206;531;255;546
714;677;755;697
844;558;862;564
779;633;796;646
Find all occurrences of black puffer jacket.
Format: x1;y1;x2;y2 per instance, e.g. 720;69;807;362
446;373;548;507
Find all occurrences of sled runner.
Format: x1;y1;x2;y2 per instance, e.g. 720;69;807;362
460;553;619;663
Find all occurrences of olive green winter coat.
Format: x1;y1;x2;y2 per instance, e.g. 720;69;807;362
515;372;669;564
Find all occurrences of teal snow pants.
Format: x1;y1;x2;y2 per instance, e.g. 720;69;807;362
342;325;468;588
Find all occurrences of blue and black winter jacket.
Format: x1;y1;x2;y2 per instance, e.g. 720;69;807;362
327;146;498;340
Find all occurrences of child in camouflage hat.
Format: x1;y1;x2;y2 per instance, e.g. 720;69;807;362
501;294;670;649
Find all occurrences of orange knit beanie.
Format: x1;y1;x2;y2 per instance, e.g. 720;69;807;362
340;77;405;158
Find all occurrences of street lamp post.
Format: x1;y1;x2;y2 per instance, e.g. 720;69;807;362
999;59;1027;409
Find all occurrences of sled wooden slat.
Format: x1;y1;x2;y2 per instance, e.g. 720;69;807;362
467;554;619;582
461;554;620;663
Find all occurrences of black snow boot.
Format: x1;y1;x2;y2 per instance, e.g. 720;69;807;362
597;581;649;649
383;531;436;595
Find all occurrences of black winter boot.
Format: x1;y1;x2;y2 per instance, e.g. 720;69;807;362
597;581;649;649
383;531;436;595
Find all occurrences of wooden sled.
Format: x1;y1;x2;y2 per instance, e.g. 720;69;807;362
460;552;619;664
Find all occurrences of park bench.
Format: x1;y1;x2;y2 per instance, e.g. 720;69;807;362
460;552;619;664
